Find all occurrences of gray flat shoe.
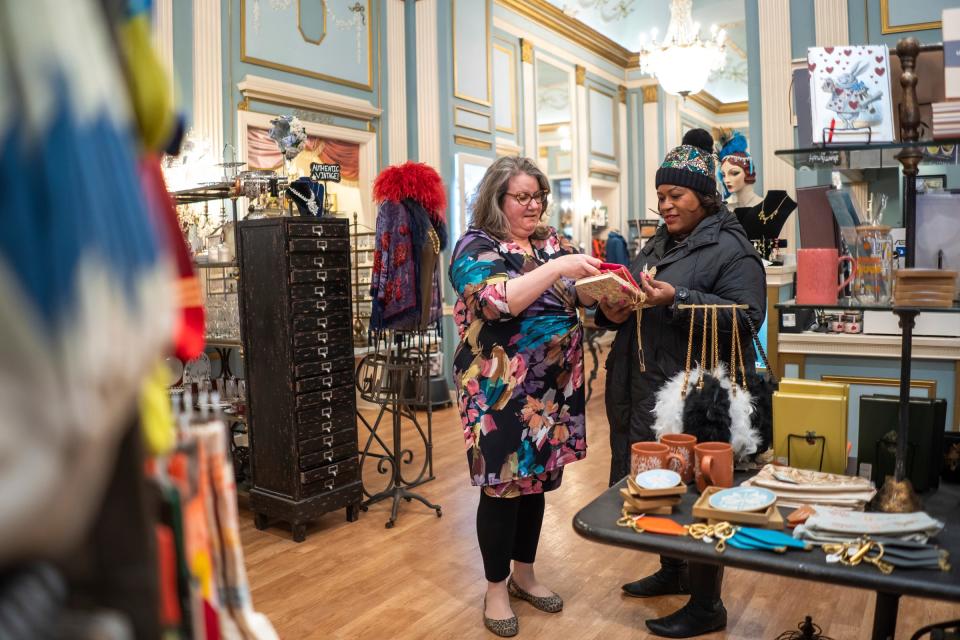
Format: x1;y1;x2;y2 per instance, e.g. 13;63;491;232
483;595;518;637
507;576;563;613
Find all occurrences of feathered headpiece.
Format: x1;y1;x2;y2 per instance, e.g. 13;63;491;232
373;161;447;225
716;130;755;186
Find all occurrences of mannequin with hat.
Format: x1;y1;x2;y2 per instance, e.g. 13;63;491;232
717;131;796;262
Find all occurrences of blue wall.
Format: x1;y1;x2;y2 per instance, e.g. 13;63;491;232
745;0;763;195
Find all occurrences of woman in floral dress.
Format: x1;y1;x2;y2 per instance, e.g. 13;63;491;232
449;156;622;637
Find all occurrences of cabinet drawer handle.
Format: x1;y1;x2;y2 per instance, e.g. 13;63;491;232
322;391;333;402
321;362;332;373
315;271;328;281
323;451;333;462
314;286;326;296
320;420;333;433
322;376;333;387
316;301;328;311
322;435;333;447
316;240;327;250
329;464;339;476
311;225;325;237
324;479;335;491
322;408;332;419
317;333;328;345
316;347;328;358
317;319;328;329
314;257;325;267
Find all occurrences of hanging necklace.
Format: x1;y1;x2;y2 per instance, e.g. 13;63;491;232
287;184;320;215
757;194;790;224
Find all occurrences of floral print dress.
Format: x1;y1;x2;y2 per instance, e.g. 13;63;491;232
449;226;588;498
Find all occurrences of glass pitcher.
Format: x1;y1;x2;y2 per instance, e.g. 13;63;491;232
853;225;894;305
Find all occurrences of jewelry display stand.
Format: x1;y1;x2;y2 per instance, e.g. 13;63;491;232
734;190;796;262
356;329;442;528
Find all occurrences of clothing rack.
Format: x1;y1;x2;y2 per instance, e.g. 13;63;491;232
356;329;442;528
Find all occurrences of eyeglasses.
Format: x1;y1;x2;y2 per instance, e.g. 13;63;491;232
504;190;550;207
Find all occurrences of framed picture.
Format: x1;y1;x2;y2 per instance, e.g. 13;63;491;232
917;174;946;192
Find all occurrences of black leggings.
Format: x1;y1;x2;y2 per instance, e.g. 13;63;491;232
476;491;546;583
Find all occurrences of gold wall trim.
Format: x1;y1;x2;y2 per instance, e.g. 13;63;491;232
492;41;518;134
496;0;633;68
455;134;493;150
820;375;937;397
520;38;534;64
538;121;570;133
453;0;493;106
297;0;327;45
879;0;941;34
575;65;586;86
642;86;658;104
454;105;493;134
241;0;373;91
618;85;627;104
688;90;749;115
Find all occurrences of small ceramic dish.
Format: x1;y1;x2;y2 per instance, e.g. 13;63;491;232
708;486;777;512
635;469;682;490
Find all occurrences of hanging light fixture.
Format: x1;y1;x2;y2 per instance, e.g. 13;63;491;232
637;0;727;98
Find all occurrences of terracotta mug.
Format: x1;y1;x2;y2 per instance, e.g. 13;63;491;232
796;248;856;305
630;442;682;477
694;442;734;493
659;433;697;484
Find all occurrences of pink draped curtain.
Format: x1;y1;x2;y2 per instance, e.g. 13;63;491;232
246;127;360;183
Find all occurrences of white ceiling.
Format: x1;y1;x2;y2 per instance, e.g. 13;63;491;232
547;0;749;102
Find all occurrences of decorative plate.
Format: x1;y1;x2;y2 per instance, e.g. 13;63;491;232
708;487;777;512
183;353;211;384
635;469;682;490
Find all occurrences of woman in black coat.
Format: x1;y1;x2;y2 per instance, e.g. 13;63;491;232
598;129;766;638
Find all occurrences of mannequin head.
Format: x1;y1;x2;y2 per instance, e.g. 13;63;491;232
720;155;756;196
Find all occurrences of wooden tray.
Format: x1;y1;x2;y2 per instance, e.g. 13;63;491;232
620;490;682;513
691;486;784;529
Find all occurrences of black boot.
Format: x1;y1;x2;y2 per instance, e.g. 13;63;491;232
645;563;726;638
621;556;689;598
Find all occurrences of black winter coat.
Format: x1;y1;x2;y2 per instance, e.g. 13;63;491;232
599;208;767;485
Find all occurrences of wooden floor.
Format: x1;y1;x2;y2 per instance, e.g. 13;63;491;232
239;346;959;639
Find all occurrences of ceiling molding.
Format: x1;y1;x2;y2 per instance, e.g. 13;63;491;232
494;0;634;68
237;74;382;121
688;90;748;115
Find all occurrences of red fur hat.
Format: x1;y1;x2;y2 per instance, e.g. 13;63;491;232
373;161;447;224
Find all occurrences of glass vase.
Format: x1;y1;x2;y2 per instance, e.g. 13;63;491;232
853;225;893;305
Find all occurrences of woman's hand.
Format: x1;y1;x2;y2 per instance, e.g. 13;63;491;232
549;254;602;280
599;297;633;323
640;277;676;307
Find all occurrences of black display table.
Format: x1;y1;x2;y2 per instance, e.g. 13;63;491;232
573;476;960;640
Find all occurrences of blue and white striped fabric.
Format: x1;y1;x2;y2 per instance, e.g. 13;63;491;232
0;0;175;563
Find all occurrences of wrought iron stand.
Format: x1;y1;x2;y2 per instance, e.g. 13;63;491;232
356;330;441;528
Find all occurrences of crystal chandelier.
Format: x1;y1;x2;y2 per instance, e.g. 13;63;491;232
637;0;727;98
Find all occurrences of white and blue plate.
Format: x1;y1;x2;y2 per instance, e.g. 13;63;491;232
708;487;777;512
635;469;682;490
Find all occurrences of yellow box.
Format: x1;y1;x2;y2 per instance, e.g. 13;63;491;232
772;392;848;474
777;378;848;397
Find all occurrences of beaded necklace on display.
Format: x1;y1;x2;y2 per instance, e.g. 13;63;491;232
288;184;320;215
757;194;790;224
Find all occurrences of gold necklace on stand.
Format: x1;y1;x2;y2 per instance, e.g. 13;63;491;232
757;194;790;225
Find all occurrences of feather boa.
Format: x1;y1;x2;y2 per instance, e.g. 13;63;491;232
652;363;761;461
373;161;447;225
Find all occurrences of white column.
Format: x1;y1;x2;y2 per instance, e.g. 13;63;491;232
151;0;174;98
758;0;796;252
416;0;441;169
642;86;659;218
574;67;590;248
521;39;537;158
387;0;407;164
617;87;628;231
193;0;223;159
662;93;680;151
814;0;849;46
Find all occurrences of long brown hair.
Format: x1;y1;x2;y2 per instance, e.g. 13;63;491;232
469;156;551;241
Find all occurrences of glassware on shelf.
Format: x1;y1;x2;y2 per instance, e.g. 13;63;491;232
853;225;894;305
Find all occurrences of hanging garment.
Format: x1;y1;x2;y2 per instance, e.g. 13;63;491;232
0;0;175;565
369;162;448;331
605;230;630;266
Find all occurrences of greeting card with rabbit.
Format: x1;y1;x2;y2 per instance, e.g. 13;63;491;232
808;45;895;143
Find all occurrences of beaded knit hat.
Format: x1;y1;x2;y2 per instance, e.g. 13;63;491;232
655;128;718;197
